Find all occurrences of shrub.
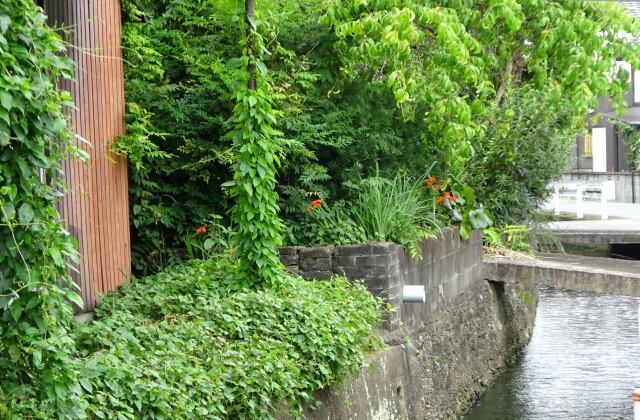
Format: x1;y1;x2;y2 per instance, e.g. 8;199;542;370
4;258;384;418
467;85;577;225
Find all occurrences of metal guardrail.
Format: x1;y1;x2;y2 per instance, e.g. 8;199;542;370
551;181;615;220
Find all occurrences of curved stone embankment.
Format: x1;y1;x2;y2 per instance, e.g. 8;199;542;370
280;230;539;419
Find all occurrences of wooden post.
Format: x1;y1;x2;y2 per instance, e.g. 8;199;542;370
42;0;130;312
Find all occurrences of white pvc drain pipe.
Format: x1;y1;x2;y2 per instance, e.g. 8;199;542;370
403;285;426;303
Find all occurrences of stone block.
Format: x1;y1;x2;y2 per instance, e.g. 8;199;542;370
355;254;391;267
280;254;298;267
299;246;334;259
369;242;397;256
332;266;347;277
334;255;356;268
278;246;299;268
300;257;332;272
335;244;371;258
279;246;298;256
362;276;393;291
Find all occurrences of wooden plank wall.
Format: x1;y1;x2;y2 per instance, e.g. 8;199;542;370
42;0;131;312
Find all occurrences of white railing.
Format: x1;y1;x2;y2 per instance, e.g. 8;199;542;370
551;181;615;220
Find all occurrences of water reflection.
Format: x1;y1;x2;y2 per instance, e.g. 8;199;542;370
464;287;640;420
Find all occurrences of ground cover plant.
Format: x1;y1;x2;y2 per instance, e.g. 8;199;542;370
1;257;384;418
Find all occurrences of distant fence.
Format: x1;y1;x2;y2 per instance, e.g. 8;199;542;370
44;0;130;312
562;171;640;203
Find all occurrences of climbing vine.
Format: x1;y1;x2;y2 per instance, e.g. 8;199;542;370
225;8;285;288
0;1;85;416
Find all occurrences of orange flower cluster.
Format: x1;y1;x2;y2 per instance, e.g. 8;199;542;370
425;176;441;190
306;198;323;212
195;225;207;236
435;191;456;205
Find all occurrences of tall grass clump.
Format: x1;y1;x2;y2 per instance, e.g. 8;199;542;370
350;174;440;257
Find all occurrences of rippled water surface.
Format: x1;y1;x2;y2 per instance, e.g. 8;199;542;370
464;287;640;420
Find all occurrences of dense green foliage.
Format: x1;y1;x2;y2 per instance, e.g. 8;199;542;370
323;0;640;222
0;2;85;416
118;0;240;273
117;0;640;273
468;86;577;224
3;258;383;419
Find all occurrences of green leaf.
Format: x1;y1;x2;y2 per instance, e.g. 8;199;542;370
9;299;22;322
79;377;93;393
8;345;20;362
225;57;243;69
65;290;84;308
0;130;8;146
18;202;34;224
32;349;42;367
1;202;15;221
0;91;12;110
460;222;472;240
0;15;9;34
256;61;268;76
468;208;492;229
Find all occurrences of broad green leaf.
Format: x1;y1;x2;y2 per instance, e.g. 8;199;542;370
1;201;15;220
0;91;12;110
9;299;22;322
18;202;34;224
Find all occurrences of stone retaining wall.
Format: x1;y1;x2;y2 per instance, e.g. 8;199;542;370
279;228;483;329
279;230;539;419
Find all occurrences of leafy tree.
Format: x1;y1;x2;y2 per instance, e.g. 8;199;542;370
468;85;577;224
325;0;640;224
322;0;640;209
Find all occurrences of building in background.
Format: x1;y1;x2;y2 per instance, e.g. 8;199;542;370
566;1;640;202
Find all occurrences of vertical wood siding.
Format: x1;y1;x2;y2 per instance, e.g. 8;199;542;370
43;0;130;312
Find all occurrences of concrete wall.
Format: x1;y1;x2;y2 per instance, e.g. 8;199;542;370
486;254;640;298
280;230;539;419
549;231;640;252
279;228;483;330
561;171;640;203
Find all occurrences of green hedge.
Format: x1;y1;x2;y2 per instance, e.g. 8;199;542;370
3;257;383;419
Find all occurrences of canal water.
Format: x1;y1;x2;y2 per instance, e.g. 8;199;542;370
464;287;640;420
